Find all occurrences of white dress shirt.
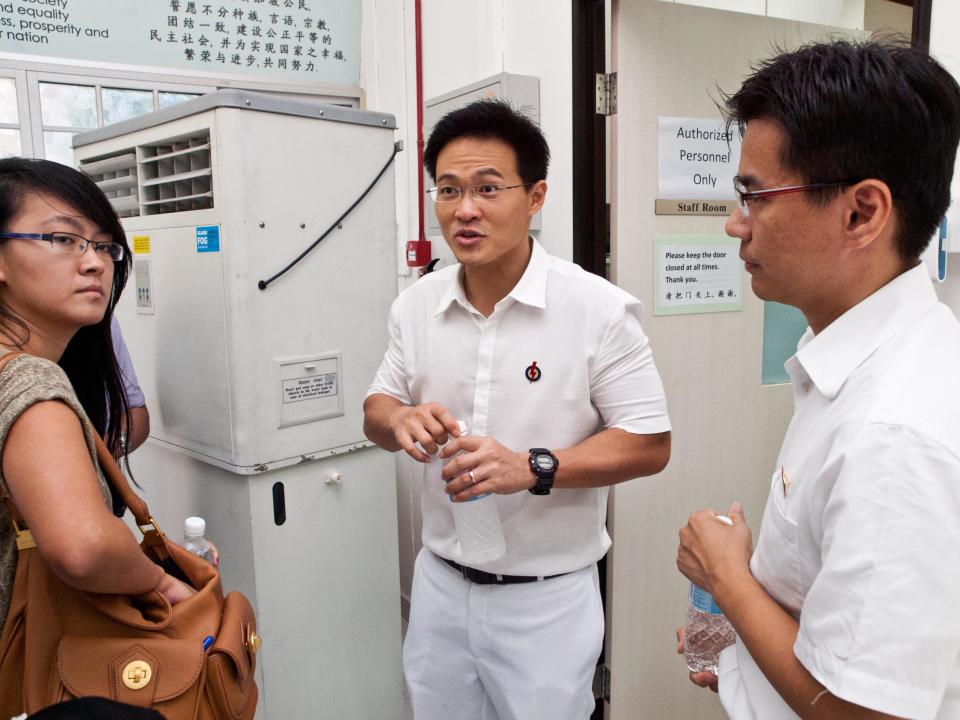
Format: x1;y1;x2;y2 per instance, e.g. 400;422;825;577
720;264;960;720
368;239;671;575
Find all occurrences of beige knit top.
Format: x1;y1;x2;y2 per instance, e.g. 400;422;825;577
0;347;111;636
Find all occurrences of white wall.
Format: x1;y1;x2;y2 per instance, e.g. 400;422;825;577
361;0;575;614
419;2;574;262
932;0;960;72
360;0;421;284
930;0;960;313
669;0;865;29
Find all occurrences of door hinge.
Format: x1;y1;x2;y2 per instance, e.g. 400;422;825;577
595;72;617;116
593;662;611;702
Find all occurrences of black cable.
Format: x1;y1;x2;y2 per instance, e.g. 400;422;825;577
257;141;400;290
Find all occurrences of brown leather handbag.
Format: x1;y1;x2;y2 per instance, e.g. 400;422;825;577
0;352;260;719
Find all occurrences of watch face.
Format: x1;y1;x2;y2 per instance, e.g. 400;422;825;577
535;455;555;471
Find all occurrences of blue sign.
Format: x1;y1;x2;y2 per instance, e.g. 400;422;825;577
196;225;220;253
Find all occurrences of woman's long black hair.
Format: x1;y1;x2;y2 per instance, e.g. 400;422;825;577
0;157;132;462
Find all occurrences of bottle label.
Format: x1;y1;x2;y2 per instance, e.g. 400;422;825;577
689;583;724;615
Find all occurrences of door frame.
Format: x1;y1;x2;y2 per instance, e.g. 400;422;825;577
572;0;608;279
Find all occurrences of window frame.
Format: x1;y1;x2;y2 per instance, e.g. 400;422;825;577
27;70;215;165
0;54;360;164
0;67;34;157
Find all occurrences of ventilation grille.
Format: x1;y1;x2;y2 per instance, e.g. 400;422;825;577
78;151;139;218
78;130;214;218
138;132;213;215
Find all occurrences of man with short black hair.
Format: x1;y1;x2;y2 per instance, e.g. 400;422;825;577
365;100;671;719
678;40;960;720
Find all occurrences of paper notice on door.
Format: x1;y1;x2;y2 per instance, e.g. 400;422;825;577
654;235;743;316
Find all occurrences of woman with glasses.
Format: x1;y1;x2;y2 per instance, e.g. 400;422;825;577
0;158;193;650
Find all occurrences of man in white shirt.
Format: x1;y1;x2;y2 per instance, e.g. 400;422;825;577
677;41;960;720
365;100;671;719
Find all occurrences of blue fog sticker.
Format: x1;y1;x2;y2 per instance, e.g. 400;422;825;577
196;225;220;253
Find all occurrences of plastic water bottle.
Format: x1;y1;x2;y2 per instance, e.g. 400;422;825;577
182;516;215;564
684;582;735;674
446;421;506;565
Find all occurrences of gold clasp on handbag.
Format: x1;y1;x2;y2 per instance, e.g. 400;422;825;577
137;515;165;539
10;516;36;550
122;660;153;690
246;626;262;655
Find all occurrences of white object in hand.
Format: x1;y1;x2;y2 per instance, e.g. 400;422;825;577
445;421;506;565
683;514;736;672
684;582;735;674
182;516;215;564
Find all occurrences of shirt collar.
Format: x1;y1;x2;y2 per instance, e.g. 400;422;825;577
793;263;938;399
433;237;549;316
506;238;549;309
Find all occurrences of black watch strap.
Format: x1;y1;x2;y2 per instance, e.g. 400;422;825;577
528;448;558;495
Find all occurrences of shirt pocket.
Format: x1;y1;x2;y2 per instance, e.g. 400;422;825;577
752;469;805;615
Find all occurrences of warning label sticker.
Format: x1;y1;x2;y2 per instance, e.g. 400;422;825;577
281;373;338;404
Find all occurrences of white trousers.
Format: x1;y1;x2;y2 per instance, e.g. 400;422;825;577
403;549;604;720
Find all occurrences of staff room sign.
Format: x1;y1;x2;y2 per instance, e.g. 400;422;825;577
657;117;741;216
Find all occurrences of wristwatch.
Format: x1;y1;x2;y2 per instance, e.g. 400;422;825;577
528;448;559;495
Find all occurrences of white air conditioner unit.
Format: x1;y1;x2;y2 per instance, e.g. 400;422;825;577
74;90;403;719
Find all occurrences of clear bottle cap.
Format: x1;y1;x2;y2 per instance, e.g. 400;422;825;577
456;420;468;435
184;516;206;537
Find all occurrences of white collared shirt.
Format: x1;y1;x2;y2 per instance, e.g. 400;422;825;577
368;239;670;575
729;264;960;720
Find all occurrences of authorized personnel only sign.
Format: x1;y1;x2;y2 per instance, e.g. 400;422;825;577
657;117;741;214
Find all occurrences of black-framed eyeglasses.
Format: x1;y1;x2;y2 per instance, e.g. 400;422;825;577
733;178;858;218
0;232;125;261
426;183;533;203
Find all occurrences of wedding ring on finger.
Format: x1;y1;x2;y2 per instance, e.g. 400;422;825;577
468;470;477;484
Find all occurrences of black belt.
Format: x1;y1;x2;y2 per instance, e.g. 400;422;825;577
437;554;569;585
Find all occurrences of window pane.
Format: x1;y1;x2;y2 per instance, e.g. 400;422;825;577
39;83;96;128
0;79;18;124
0;129;21;158
159;91;201;109
43;131;77;166
103;87;154;125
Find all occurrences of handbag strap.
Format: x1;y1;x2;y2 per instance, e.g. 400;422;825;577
93;433;157;533
0;348;164;540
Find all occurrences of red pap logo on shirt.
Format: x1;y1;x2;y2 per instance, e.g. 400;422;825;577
525;361;541;383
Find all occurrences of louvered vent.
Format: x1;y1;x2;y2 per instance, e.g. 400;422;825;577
137;131;214;215
79;151;140;218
